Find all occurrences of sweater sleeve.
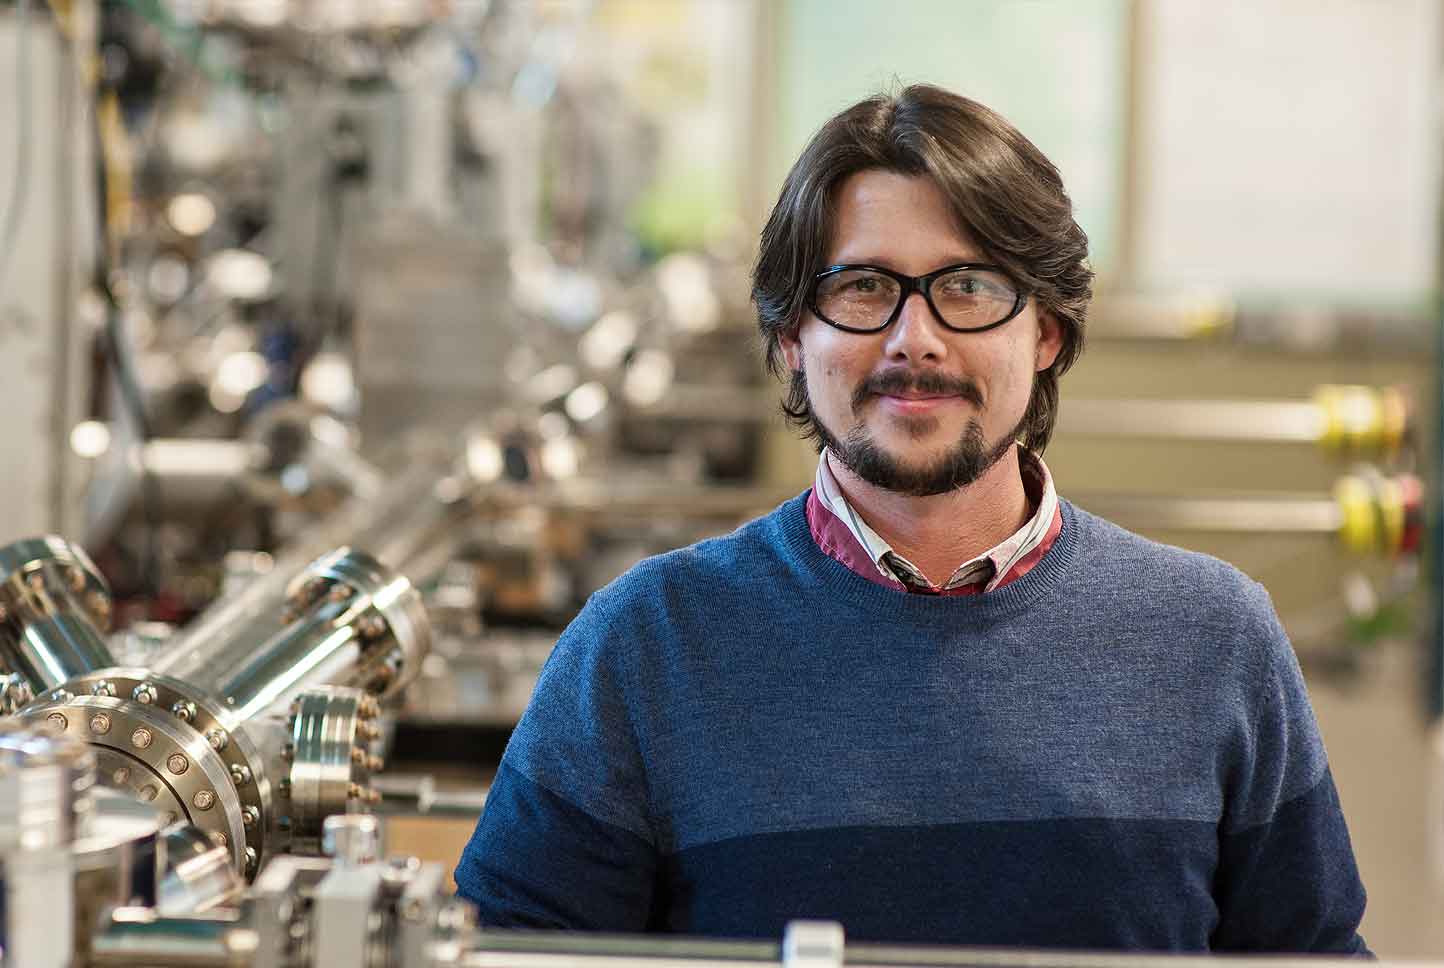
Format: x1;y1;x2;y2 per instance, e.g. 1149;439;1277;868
454;594;658;929
1211;589;1369;955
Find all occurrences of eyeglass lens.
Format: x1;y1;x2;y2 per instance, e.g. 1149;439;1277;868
813;267;1019;331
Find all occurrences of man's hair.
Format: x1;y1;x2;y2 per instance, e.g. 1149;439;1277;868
751;84;1093;454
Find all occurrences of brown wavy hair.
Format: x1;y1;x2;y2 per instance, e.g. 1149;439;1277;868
752;84;1093;454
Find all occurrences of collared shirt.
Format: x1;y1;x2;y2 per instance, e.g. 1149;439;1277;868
805;444;1063;595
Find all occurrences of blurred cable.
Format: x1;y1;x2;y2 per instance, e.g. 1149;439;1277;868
0;0;33;304
92;84;163;602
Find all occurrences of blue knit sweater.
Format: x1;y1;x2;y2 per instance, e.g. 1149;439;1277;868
455;495;1368;952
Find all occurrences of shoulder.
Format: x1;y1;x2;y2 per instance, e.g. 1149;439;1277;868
1059;499;1285;686
587;495;804;619
1063;499;1273;616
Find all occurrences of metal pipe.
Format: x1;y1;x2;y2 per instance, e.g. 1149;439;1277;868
145;448;457;723
0;536;115;697
1069;493;1342;535
1058;399;1324;443
148;547;429;725
0;721;92;968
89;907;257;967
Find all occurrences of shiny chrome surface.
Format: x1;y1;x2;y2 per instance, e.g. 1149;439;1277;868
91;906;257;967
321;812;380;865
0;535;115;695
146;456;453;715
0;721;92;968
20;686;250;870
160;822;245;915
288;686;384;854
148;549;426;726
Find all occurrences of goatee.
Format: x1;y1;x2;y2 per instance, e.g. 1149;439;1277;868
797;365;1024;497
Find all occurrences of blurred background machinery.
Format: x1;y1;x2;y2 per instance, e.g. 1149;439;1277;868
0;0;1442;958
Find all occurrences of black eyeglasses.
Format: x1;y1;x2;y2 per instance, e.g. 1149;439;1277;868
808;263;1029;334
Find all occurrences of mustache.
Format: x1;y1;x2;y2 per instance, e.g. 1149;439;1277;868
851;369;984;412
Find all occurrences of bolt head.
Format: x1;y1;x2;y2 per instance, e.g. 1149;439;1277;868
230;763;253;786
242;806;259;828
131;684;157;704
212;831;227;847
245;847;258;869
347;782;363;800
350;746;367;766
88;713;111;735
48;689;71;702
131;727;153;749
44;712;67;731
192;790;216;811
139;784;158;802
111;766;131;784
205;729;228;751
166;753;189;775
170;700;196;722
92;680;116;698
366;754;383;773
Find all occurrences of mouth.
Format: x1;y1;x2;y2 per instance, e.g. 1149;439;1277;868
874;393;962;415
852;370;983;415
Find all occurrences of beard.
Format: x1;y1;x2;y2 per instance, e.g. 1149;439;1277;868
796;365;1026;498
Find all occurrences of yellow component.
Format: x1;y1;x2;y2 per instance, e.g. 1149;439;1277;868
1378;387;1409;457
1374;475;1406;556
1179;291;1237;339
1334;475;1378;554
1315;386;1345;450
1314;385;1384;455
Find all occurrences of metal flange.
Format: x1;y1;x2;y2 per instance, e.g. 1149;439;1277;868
285;685;385;855
0;536;115;697
284;548;431;699
20;694;246;869
17;669;276;875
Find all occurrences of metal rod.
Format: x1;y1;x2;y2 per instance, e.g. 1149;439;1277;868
146;450;457;721
1057;399;1323;443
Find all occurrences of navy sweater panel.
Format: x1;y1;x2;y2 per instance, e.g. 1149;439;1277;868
456;494;1368;952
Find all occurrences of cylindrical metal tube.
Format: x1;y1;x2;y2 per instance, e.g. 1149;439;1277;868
0;536;115;696
146;455;456;708
0;722;94;968
90;908;256;967
149;548;428;724
159;823;244;916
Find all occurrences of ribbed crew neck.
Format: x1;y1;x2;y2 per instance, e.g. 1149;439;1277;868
767;491;1080;624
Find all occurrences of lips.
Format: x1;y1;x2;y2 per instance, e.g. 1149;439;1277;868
851;370;983;413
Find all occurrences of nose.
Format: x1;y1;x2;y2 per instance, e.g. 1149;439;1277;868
881;291;949;363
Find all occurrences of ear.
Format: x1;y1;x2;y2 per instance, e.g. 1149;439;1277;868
1034;310;1064;372
779;327;804;373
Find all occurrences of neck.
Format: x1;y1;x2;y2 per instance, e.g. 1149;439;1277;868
827;445;1031;586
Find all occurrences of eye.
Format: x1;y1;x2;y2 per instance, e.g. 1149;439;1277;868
936;270;1012;301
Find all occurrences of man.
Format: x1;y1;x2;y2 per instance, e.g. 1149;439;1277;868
454;84;1368;953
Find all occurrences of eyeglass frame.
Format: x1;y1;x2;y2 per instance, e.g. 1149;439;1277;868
806;262;1030;335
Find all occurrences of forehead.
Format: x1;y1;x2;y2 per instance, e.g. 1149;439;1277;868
826;170;982;268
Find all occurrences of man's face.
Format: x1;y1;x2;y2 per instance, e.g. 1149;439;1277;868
780;170;1063;497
